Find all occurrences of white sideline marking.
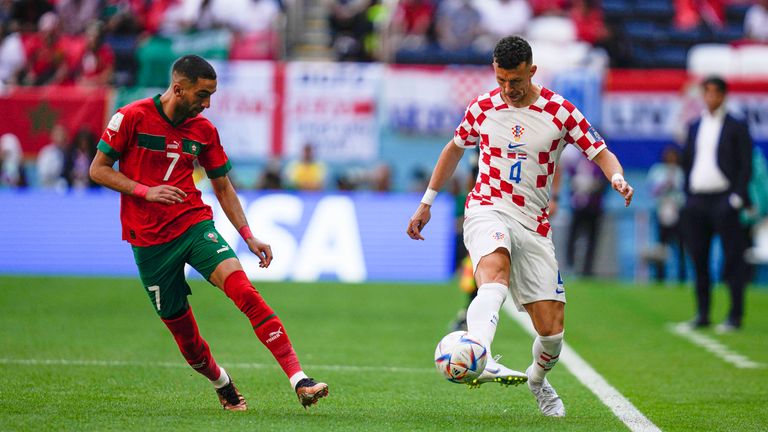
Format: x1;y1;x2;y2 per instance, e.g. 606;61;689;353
0;357;430;374
669;323;764;369
503;302;661;432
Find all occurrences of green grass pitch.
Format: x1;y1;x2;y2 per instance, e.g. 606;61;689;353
1;276;766;431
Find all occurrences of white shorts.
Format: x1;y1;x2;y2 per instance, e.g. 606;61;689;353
463;210;565;312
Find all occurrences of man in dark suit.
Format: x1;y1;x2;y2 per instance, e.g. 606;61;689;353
681;76;753;332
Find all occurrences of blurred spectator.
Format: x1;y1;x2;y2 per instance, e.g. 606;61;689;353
1;0;14;25
744;0;768;43
10;0;53;32
408;166;429;192
19;12;70;86
285;144;326;191
63;128;97;189
647;145;687;283
256;159;284;190
0;133;26;188
0;20;25;89
74;21;115;87
327;0;371;61
571;0;608;45
674;0;725;30
561;145;608;277
528;0;569;16
476;0;532;43
435;0;483;52
386;0;435;59
36;124;69;189
370;163;391;192
55;0;102;35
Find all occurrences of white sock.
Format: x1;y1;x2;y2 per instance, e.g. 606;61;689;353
289;371;308;390
211;366;231;389
466;283;508;355
528;331;564;384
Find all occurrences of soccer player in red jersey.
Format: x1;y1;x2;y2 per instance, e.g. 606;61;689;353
407;36;634;417
89;55;328;411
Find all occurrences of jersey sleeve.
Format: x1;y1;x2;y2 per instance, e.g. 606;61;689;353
453;97;482;148
562;101;607;160
97;109;132;160
198;126;231;178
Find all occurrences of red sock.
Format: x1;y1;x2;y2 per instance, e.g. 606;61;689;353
161;307;221;381
224;270;302;377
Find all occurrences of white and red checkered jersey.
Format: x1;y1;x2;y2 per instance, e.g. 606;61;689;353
454;85;606;237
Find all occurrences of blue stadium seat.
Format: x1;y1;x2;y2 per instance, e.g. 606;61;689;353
653;46;688;69
634;0;674;19
624;21;661;41
603;0;633;17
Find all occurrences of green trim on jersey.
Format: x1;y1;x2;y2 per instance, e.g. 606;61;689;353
206;160;232;179
182;138;204;155
137;133;166;151
97;139;121;159
152;94;190;127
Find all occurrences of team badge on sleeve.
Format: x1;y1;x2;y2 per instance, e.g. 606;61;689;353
107;112;124;131
587;126;603;143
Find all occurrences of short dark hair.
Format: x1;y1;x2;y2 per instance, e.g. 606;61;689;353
172;55;216;83
493;36;532;69
702;76;727;94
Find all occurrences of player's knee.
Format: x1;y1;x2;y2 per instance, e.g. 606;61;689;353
536;324;564;337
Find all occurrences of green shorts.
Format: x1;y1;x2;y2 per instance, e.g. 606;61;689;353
132;220;238;318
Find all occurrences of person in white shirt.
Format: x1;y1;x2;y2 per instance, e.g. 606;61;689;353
744;0;768;42
406;36;634;417
680;76;753;333
36;124;69;189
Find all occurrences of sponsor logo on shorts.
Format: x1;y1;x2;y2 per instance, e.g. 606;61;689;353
555;270;565;294
216;245;230;254
492;232;505;240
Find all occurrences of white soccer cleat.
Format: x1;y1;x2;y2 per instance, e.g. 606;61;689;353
526;366;565;417
467;358;527;389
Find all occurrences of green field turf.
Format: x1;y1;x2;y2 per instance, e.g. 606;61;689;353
1;276;766;431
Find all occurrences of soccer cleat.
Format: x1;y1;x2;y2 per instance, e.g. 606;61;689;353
467;359;527;389
295;378;329;407
216;380;247;411
526;366;565;417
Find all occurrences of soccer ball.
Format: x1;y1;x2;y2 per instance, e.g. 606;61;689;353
434;331;487;383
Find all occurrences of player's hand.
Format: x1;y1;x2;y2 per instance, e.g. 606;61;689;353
407;203;431;240
246;237;273;268
612;178;634;207
145;185;187;205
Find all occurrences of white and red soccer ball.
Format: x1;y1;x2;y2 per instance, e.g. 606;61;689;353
434;331;487;383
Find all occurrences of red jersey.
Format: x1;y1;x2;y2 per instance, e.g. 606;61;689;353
97;95;231;246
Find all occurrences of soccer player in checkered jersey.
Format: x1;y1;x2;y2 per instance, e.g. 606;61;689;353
89;55;328;411
407;36;633;417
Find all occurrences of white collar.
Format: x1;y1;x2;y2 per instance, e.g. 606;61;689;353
702;104;727;121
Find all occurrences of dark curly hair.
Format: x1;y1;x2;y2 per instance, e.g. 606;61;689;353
172;55;217;83
493;36;532;69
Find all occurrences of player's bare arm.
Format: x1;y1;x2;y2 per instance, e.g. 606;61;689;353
89;151;187;205
210;175;272;268
407;140;465;240
592;148;634;207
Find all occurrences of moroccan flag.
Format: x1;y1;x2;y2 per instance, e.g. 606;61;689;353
0;86;109;156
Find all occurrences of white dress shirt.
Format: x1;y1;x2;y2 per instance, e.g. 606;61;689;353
689;106;730;194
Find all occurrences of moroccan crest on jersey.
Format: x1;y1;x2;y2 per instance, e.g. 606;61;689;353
206;232;219;243
511;124;525;142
